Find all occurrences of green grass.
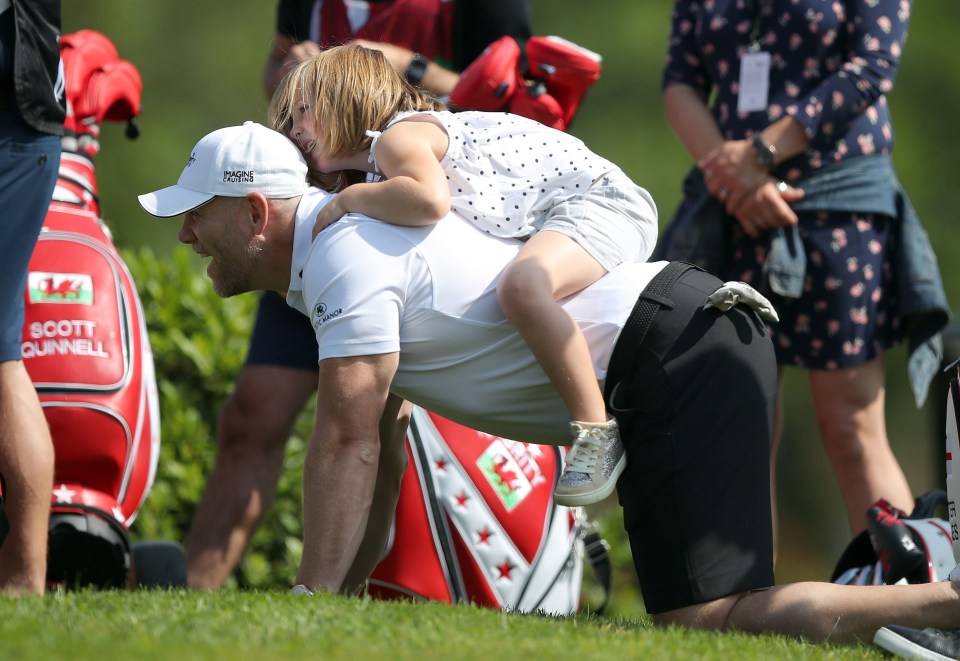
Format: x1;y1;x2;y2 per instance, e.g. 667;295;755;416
0;590;886;660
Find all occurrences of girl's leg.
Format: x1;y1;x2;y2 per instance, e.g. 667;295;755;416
499;231;621;505
496;230;608;424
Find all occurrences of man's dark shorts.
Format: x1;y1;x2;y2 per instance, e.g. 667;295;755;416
0;108;61;361
608;264;777;614
246;290;318;371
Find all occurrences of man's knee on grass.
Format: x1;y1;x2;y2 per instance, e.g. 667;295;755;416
649;593;752;632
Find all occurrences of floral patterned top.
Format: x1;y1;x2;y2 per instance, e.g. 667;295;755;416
662;0;911;182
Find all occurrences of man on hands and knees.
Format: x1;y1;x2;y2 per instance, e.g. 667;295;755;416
140;122;960;655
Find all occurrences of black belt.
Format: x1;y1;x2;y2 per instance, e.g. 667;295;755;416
604;261;698;402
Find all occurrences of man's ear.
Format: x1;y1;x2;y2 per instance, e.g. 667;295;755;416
245;192;270;236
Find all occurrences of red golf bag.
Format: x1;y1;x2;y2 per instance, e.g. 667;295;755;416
945;356;960;575
19;30;158;589
831;491;955;586
831;357;960;586
371;408;595;613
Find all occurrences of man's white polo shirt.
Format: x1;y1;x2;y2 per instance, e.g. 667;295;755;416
286;187;665;444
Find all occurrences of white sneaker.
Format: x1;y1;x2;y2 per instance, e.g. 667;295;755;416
290;584;314;595
874;625;960;660
553;419;625;507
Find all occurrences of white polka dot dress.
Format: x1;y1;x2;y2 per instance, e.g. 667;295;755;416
373;110;618;239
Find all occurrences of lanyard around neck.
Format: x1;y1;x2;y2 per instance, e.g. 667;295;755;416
746;0;772;50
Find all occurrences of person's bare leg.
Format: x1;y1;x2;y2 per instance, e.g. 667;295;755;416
808;354;913;534
496;231;608;424
654;581;960;645
499;232;620;505
186;364;316;589
0;360;54;596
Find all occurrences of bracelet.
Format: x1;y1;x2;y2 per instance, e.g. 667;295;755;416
405;53;429;86
752;133;778;171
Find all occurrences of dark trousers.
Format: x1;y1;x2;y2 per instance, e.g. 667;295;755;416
607;264;777;614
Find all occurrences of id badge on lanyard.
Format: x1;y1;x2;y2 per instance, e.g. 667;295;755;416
737;0;771;114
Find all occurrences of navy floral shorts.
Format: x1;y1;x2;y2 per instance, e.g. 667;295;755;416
723;210;902;370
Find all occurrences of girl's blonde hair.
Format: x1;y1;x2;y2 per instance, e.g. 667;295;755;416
269;44;444;190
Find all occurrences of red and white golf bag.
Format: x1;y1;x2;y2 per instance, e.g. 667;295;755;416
830;358;960;586
449;35;602;131
20;30;158;589
945;357;960;579
370;408;596;614
831;491;955;586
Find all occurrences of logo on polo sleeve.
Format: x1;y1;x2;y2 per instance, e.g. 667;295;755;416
311;301;343;331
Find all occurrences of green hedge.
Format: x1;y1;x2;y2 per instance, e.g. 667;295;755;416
122;246;636;607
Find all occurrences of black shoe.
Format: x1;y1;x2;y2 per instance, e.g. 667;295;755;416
874;625;960;660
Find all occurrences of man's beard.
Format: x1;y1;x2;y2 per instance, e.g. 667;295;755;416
210;240;263;298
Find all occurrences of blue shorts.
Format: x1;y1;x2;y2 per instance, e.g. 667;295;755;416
245;290;319;371
0;108;61;361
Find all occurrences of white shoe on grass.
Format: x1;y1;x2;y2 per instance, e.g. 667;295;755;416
874;625;960;660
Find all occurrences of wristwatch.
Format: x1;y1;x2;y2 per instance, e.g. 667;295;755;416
752;133;778;171
405;53;429;86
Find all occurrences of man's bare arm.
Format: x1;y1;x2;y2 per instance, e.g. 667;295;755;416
294;352;400;592
340;394;412;594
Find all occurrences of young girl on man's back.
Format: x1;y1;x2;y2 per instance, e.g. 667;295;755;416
269;44;658;506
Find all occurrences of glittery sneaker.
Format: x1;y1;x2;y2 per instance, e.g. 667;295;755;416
553;419;625;507
874;625;960;660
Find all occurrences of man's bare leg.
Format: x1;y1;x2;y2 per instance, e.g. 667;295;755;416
0;361;54;595
186;365;316;589
654;580;960;645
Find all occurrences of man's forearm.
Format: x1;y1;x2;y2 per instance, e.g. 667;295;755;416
340;398;411;592
297;354;401;592
296;428;381;592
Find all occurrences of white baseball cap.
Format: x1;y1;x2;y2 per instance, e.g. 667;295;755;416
138;121;309;217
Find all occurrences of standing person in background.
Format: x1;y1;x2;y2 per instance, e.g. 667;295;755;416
0;0;64;596
657;0;948;538
185;0;533;590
